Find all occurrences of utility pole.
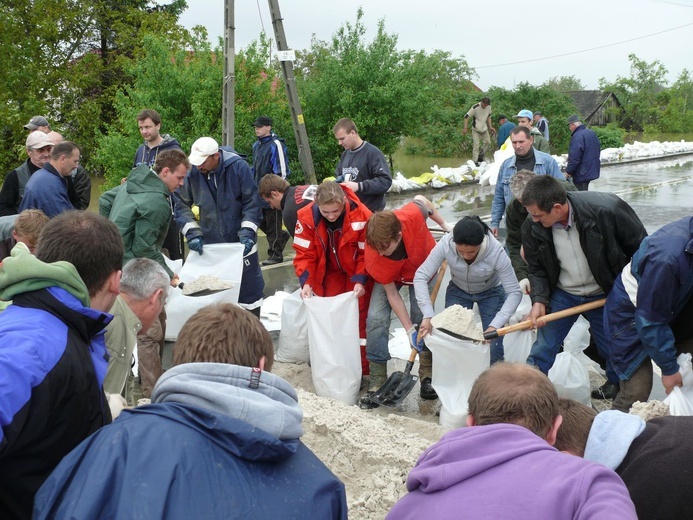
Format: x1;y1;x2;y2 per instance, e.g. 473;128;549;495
267;0;316;184
222;0;235;147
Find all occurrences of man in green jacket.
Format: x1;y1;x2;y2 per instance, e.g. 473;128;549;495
100;148;190;396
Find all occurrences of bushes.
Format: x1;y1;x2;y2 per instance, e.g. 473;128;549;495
593;125;625;149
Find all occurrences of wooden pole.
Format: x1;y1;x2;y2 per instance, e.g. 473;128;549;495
267;0;317;184
222;0;235;147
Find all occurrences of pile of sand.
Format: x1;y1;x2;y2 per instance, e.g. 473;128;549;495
431;304;484;341
181;275;232;295
273;361;448;519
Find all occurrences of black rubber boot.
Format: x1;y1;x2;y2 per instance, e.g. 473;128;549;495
591;382;619;400
420;377;438;400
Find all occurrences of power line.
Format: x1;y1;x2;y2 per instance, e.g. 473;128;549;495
474;22;693;69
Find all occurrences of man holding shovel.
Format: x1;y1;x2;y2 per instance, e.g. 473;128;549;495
360;195;451;408
520;175;647;398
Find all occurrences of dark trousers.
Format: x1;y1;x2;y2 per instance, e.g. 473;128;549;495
260;207;289;259
574;181;591;191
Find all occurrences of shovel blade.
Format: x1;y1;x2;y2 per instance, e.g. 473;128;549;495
369;371;419;407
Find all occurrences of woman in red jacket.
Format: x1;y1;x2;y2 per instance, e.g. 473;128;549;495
293;181;373;373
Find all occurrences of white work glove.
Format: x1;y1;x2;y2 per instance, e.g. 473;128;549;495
442;221;454;233
519;278;531;295
106;393;129;420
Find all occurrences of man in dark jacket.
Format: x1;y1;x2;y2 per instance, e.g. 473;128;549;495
33;303;348;520
19;141;81;217
603;216;693;411
0;131;54;216
520;176;646;392
0;211;124;520
46;131;91;211
556;399;693;520
333;118;392;212
251;115;291;265
566;115;601;191
174;137;265;316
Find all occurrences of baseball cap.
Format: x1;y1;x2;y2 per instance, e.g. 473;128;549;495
516;109;533;119
189;137;219;166
252;116;273;127
567;114;581;124
24;116;50;131
26;131;54;150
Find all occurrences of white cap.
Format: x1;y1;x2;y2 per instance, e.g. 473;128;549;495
189;137;219;166
26;131;54;150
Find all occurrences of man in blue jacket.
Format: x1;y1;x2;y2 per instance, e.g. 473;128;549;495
490;126;564;236
251;115;291;266
34;303;348;520
604;216;693;411
174;137;265;316
566;115;601;191
19;141;81;217
0;211;124;520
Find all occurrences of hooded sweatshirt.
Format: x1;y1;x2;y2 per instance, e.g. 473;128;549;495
34;363;348;520
387;423;635;520
132;134;181;167
0;244;112;520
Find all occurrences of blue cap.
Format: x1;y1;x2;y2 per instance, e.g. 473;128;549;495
516;109;533;119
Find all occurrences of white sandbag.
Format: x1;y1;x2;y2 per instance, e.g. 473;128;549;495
549;351;591;405
504;295;534;363
276;290;310;363
164;243;244;341
426;328;490;428
664;353;693;416
304;292;362;405
564;315;591;352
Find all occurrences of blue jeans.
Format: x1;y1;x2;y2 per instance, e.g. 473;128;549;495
527;287;618;384
445;283;506;364
366;282;428;364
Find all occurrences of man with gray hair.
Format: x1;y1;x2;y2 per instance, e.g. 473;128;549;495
103;258;170;403
566;115;601;191
0;131;54;216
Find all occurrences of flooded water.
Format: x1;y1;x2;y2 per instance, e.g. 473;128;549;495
262;155;693;295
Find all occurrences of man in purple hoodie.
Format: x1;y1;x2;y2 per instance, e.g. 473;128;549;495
387;363;636;519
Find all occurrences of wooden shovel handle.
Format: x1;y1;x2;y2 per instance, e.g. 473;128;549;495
430;261;447;304
484;298;606;339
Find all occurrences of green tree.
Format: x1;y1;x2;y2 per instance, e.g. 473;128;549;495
0;0;187;178
96;31;290;189
295;9;461;179
599;54;669;131
543;76;585;92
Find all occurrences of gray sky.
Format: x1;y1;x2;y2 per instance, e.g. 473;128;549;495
179;0;693;90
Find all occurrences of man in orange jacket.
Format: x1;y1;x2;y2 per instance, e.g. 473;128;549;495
360;195;451;407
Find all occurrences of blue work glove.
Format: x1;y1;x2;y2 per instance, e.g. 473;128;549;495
239;237;254;256
334;174;345;183
407;326;425;352
187;236;204;255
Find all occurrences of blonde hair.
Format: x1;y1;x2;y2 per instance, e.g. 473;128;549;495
315;181;345;207
14;209;49;243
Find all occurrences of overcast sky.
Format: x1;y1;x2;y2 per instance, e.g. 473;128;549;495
178;0;693;90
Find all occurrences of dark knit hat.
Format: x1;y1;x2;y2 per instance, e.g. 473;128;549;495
452;216;487;246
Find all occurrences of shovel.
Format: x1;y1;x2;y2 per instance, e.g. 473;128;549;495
483;298;606;340
369;261;448;407
177;282;232;297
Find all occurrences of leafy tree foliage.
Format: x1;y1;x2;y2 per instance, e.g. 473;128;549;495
96;31;290;189
295;9;474;180
543;76;585;92
0;0;187;178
